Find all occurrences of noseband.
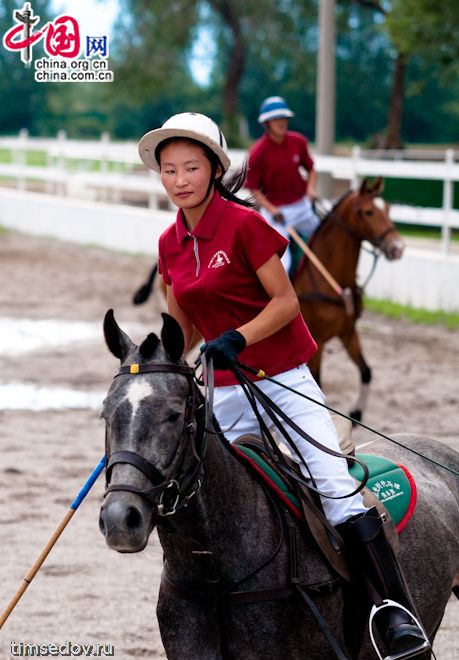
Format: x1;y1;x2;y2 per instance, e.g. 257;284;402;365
104;363;204;517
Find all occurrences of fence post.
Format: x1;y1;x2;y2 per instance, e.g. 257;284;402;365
57;129;67;196
100;131;110;202
441;149;454;255
15;128;29;191
45;139;53;195
148;169;157;209
351;145;361;190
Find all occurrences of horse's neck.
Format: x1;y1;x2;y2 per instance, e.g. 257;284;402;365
157;432;276;581
311;213;361;288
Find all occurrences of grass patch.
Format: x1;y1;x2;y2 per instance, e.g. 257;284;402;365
0;149;12;163
0;149;126;172
395;224;459;241
365;298;459;329
27;151;47;167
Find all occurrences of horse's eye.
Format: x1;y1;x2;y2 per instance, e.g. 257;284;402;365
167;412;180;423
364;209;373;217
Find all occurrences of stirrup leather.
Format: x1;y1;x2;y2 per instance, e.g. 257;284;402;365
369;599;431;660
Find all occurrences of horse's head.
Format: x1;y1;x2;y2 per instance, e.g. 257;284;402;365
99;310;200;553
343;177;404;261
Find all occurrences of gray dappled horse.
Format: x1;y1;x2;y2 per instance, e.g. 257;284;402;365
99;311;459;659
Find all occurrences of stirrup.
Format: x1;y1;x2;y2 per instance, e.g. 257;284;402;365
369;599;431;660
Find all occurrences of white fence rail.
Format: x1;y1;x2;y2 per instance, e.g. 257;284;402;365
0;187;457;312
0;131;458;254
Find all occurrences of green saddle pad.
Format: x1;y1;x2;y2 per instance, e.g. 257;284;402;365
236;446;416;533
349;454;415;531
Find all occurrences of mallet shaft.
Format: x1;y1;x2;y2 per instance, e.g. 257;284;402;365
0;456;105;629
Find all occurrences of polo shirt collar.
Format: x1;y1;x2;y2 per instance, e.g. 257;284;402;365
175;191;226;244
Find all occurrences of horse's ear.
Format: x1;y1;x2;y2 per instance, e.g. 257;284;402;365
103;309;135;361
160;313;185;362
359;177;369;195
372;176;384;196
139;333;160;359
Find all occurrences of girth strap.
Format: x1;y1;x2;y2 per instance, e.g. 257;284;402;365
161;571;296;606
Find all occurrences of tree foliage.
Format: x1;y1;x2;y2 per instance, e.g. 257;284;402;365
110;0;317;145
387;0;459;68
1;0;459;147
0;0;52;134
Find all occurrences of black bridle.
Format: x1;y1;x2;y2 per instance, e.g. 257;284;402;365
104;362;205;517
326;193;398;251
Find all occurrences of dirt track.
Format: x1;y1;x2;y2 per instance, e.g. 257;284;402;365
0;230;458;659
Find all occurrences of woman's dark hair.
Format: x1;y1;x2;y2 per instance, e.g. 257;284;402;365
155;137;254;208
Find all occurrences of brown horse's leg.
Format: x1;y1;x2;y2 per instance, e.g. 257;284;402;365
339;330;371;423
307;344;323;387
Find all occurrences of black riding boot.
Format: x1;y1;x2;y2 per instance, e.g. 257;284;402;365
336;507;431;659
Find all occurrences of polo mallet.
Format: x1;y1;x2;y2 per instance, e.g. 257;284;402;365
287;226;355;316
0;456;106;630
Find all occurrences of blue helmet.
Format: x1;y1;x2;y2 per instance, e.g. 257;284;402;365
258;96;294;124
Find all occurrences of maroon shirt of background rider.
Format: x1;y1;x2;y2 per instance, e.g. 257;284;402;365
246;131;315;207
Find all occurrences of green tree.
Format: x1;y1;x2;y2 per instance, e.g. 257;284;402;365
109;0;317;146
0;0;53;135
387;0;459;68
354;0;459;147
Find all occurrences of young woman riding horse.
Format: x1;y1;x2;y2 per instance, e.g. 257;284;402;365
135;112;429;658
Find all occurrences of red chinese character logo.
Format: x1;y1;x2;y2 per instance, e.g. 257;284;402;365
3;2;81;66
44;16;80;58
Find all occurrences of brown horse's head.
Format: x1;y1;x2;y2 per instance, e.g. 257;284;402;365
343;177;404;260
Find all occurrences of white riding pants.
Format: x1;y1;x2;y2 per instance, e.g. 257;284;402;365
213;364;367;526
261;197;320;272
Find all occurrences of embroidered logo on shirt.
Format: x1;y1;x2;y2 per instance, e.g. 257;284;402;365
208;251;231;269
293;154;300;163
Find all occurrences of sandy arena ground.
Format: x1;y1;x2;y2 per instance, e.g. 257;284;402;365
0;230;457;659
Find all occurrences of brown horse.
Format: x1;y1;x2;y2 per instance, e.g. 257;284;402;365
293;177;404;421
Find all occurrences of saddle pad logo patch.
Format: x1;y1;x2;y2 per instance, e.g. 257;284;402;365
371;478;404;503
208;250;231;269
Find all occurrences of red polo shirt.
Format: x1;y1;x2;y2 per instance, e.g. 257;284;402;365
246;131;314;206
158;191;317;386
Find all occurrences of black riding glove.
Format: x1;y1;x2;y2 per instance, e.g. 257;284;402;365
272;212;285;225
200;330;246;370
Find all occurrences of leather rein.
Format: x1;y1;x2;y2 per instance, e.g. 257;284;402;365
104;363;205;517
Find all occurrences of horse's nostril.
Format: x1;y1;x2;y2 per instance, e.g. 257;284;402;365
126;506;142;533
99;514;107;537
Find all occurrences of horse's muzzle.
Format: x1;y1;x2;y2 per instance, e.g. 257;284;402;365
384;237;405;261
99;492;155;553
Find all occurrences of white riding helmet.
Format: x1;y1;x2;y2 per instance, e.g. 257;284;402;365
139;112;231;173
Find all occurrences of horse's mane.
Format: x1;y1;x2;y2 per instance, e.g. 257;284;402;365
310;189;353;246
291;190;354;281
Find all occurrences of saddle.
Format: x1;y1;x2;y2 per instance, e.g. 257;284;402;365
232;419;416;582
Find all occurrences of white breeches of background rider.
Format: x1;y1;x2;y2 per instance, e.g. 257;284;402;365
261;197;320;272
213;364;367;526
